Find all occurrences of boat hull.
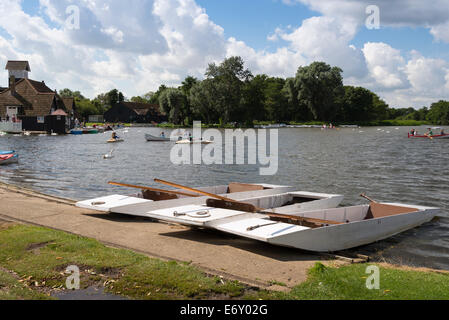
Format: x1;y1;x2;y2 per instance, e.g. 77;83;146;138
145;134;171;142
176;139;212;144
0;153;18;165
408;133;449;139
214;203;438;252
107;139;124;143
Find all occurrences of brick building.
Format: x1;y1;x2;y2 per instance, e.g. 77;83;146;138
0;60;76;133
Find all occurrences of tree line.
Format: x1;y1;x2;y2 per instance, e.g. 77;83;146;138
59;57;449;126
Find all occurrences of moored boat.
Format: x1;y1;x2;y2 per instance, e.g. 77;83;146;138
176;139;212;144
0;153;18;165
145;133;171;142
127;198;438;252
0;150;15;155
76;181;343;214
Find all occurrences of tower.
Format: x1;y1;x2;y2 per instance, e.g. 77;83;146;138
5;60;31;82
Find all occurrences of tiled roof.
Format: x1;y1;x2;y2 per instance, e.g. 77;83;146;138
118;102;163;115
0;78;56;117
5;60;31;71
27;79;55;93
51;109;68;116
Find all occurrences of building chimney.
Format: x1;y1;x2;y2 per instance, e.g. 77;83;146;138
9;75;16;95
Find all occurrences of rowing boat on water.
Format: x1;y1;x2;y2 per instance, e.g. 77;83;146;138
0;153;18;165
107;138;124;143
0;150;15;155
145;134;171;142
408;133;449;139
176;139;212;144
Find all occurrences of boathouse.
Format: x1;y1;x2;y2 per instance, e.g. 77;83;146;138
0;60;77;134
104;102;167;124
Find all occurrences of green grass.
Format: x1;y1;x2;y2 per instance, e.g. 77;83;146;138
0;269;53;300
1;224;448;300
274;262;449;300
0;224;247;300
352;119;431;127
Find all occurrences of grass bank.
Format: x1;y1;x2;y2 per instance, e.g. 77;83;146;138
1;223;448;300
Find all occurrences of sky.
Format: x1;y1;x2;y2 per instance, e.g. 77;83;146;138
1;0;449;109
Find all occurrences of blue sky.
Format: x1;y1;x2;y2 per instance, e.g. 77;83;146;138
1;0;449;108
196;0;315;51
197;0;449;59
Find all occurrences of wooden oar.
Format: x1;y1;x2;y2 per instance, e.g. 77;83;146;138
154;179;239;203
155;179;342;227
360;193;378;203
108;181;201;198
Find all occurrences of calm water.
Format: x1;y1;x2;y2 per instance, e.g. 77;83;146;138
1;126;448;269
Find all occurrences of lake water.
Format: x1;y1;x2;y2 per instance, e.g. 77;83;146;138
1;125;448;270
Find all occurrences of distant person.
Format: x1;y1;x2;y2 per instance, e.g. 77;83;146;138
441;128;445;135
410;129;416;136
425;128;433;137
189;132;193;142
112;132;119;140
160;132;166;138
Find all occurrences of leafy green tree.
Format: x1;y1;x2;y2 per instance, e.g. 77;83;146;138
240;75;267;124
294;62;344;121
204;56;253;124
337;86;374;122
282;77;313;122
159;88;187;125
427;100;449;125
58;88;85;100
189;80;220;124
150;85;168;104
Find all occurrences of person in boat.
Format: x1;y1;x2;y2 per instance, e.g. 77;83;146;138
425;128;433;137
111;131;120;140
441;129;445;135
410;129;416;136
189;132;193;142
160;132;166;138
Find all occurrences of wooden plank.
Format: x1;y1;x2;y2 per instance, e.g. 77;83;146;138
108;182;200;198
206;199;342;228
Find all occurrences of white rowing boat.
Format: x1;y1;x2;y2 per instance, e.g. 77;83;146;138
76;183;344;214
176;139;212;145
119;200;438;252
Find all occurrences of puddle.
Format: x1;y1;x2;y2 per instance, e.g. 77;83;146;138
52;286;128;300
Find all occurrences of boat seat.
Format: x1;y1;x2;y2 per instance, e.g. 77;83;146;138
142;190;179;201
227;183;264;194
365;203;419;219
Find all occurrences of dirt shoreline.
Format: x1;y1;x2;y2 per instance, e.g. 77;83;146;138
0;182;329;290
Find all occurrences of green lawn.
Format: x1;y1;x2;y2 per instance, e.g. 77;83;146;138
1;223;448;300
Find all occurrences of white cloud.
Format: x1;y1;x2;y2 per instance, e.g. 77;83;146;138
362;42;409;90
0;0;448;109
